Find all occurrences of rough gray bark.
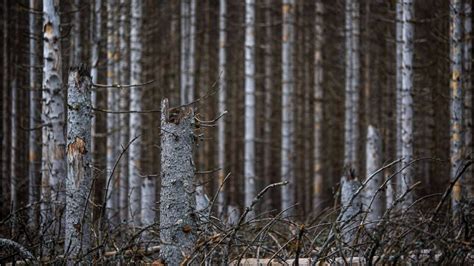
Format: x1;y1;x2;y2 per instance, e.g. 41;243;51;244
364;125;384;228
119;0;130;223
42;0;66;244
159;99;197;265
339;170;362;244
313;0;324;213
106;0;119;225
399;0;414;209
216;0;227;217
244;0;256;218
464;0;473;201
28;0;40;230
450;0;464;217
129;0;143;226
281;0;295;217
64;66;92;263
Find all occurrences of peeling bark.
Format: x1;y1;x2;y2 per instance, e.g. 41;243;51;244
65;66;92;263
42;0;66;251
159;99;197;265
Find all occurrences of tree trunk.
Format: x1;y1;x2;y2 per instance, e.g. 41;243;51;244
106;0;119;225
351;0;360;172
263;0;273;208
364;125;384;228
217;0;227;217
1;0;9;219
463;0;473;202
313;0;324;213
244;0;256;219
180;0;196;105
69;0;82;67
28;0;40;231
281;0;295;217
344;0;354;169
42;0;66;250
64;66;92;263
339;170;362;244
129;0;143;227
399;0;414;209
450;0;464;218
118;0;130;224
159;99;197;265
90;0;101;172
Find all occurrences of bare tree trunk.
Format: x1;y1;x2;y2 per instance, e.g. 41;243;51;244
263;0;273;208
281;0;295;217
395;0;403;163
216;0;227;216
464;0;473;202
364;125;384;228
11;68;18;234
339;170;362;244
450;0;464;219
118;0;130;224
69;0;82;67
351;0;360;172
399;0;414;209
90;0;101;174
42;0;66;251
180;0;196;105
244;0;256;218
106;0;119;225
159;99;197;265
64;66;92;263
1;0;9;219
344;0;354;169
28;0;40;231
129;0;143;227
313;0;324;213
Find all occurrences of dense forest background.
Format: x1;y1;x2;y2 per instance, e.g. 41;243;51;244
0;0;473;264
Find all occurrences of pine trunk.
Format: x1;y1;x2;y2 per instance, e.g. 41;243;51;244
119;0;130;224
463;0;473;202
244;0;256;218
364;125;384;228
313;0;324;213
217;0;227;216
28;0;40;231
129;0;143;226
281;0;295;217
106;0;119;225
